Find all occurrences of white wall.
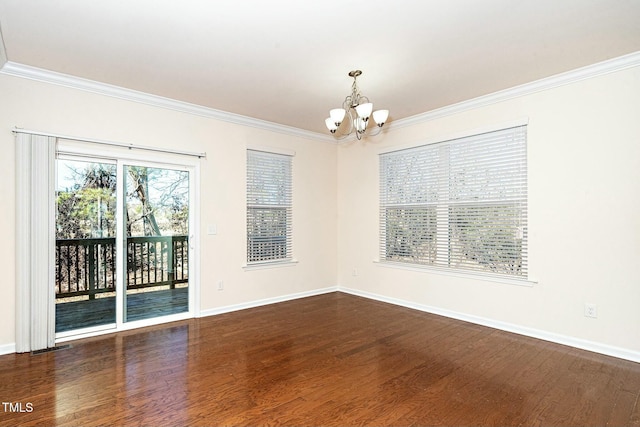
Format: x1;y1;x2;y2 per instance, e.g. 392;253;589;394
2;60;639;361
0;73;338;350
337;65;640;358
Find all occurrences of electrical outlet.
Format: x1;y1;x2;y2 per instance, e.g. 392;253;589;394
584;303;598;318
217;280;224;291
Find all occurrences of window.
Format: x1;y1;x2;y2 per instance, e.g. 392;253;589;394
380;125;527;278
246;149;293;264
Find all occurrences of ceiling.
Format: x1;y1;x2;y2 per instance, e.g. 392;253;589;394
0;0;639;135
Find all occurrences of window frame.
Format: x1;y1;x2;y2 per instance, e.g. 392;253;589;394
245;147;295;268
379;123;529;282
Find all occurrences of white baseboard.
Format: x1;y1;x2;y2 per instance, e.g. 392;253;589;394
339;286;640;364
5;285;636;363
0;343;16;356
199;286;339;318
1;287;339;356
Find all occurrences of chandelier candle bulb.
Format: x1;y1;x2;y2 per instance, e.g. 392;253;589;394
325;70;389;140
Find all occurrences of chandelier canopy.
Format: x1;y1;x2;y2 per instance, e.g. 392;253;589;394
325;70;389;140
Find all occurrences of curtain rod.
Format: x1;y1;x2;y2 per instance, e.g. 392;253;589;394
12;127;207;159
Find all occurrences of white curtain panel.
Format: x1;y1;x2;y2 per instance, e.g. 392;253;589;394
15;132;56;352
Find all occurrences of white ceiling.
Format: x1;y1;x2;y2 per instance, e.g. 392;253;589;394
0;0;639;135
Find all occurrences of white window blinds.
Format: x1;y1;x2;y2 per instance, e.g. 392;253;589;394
380;125;528;278
247;149;293;263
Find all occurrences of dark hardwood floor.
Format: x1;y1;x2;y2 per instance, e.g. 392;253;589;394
1;292;639;426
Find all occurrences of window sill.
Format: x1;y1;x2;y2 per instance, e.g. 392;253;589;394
243;259;298;271
373;260;537;287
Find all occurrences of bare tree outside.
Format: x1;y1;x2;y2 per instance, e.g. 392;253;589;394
56;161;117;239
124;165;189;237
55;160;191;315
56;161;189;239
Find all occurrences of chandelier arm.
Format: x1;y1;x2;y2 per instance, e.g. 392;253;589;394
330;109;355;139
342;96;353;111
367;124;383;137
343;109;355;135
357;95;370;105
333;122;382;142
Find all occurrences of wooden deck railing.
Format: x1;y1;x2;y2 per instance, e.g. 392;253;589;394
126;236;189;291
56;235;188;299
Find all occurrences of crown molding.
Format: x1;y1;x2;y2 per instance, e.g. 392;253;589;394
0;61;335;143
1;51;639;141
389;50;640;131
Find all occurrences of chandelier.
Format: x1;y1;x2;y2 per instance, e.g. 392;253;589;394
325;70;389;140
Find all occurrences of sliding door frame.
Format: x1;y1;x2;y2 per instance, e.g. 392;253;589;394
55;139;201;342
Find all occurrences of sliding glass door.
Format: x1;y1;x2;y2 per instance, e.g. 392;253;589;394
123;165;190;322
55;158;118;333
55;155;194;337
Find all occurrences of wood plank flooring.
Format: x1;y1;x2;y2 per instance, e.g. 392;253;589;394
1;292;640;426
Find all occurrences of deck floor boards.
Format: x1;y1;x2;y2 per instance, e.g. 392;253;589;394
55;287;189;332
2;292;640;426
